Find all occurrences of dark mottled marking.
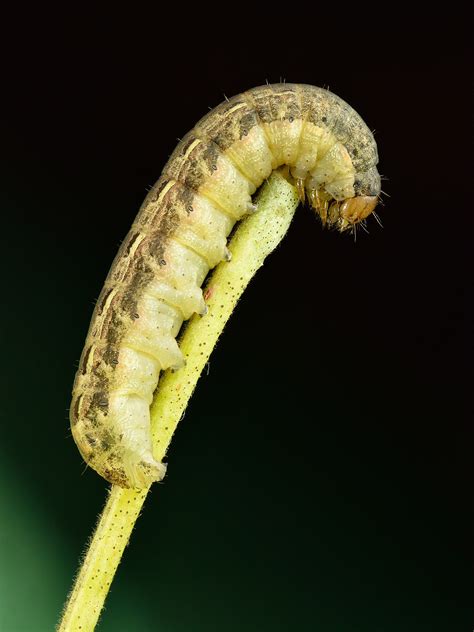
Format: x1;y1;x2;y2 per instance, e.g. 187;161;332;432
119;268;154;319
353;166;380;196
244;85;302;126
91;390;109;413
180;184;194;213
98;288;114;315
179;135;199;156
85;433;97;447
195;98;260;152
102;345;119;367
201;141;221;172
162;136;214;192
284;100;300;122
125;232;142;256
145;200;181;263
103;467;127;487
151;178;174;203
238;112;257;138
99;429;114;451
81;346;93;374
104;311;125;347
72;395;82;423
219;99;247;116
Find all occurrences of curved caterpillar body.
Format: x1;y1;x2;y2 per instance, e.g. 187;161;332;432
70;83;381;488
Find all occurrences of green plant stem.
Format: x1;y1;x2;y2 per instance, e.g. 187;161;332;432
58;172;299;631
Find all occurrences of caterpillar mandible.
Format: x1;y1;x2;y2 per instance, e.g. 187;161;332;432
70;83;381;489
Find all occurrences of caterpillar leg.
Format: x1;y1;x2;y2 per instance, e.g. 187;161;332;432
296;177;306;203
308;188;329;226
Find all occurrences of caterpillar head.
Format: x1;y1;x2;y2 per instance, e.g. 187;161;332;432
336;164;382;231
307;188;379;232
306;165;381;232
333;195;379;231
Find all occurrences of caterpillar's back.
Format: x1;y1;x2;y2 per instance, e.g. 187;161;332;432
70;84;381;488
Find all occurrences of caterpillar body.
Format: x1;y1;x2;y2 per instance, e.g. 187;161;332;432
70;83;381;489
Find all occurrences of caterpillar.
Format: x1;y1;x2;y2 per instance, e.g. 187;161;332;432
70;83;381;489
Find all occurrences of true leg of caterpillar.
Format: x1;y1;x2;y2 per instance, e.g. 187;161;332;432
328;200;341;227
308;188;329;226
308;188;317;208
296;177;306;203
318;199;328;227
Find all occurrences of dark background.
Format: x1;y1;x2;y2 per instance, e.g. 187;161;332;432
1;6;471;631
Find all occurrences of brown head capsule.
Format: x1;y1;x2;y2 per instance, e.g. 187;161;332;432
340;196;378;224
319;195;379;231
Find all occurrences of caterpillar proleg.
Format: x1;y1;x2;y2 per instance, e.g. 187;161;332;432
70;83;381;488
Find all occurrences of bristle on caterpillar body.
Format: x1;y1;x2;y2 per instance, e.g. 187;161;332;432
70;83;381;488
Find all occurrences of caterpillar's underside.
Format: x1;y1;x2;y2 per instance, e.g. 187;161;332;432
70;83;381;488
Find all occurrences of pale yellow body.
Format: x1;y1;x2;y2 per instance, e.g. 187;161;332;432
70;84;380;488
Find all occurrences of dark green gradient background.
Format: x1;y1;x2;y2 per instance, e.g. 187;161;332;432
1;9;471;632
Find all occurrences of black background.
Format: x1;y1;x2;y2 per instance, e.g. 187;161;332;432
1;6;471;631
